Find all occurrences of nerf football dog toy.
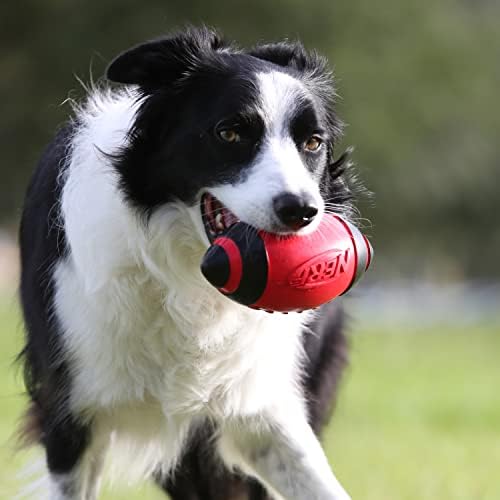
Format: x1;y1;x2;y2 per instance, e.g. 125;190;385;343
201;213;373;313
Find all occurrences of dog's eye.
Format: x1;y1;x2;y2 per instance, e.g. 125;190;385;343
218;129;241;143
304;136;323;152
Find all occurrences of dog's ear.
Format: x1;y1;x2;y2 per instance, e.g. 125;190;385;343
248;41;319;72
107;26;225;88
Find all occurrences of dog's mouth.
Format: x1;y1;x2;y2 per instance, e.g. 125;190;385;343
201;193;241;243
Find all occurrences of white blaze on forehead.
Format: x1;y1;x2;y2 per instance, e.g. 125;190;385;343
209;71;324;235
256;71;308;137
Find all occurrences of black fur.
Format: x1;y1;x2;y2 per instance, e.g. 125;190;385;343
19;123;93;475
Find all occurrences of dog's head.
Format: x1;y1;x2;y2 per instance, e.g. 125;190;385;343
107;26;354;246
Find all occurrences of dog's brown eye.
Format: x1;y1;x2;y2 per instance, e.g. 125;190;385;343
219;129;241;143
304;136;323;152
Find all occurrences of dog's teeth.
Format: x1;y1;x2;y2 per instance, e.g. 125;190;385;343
215;213;224;231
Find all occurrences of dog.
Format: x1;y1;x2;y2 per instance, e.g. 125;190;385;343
18;26;357;499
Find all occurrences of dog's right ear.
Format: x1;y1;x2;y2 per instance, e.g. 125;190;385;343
106;27;225;89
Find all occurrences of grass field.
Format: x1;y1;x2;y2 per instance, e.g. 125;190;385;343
1;297;499;499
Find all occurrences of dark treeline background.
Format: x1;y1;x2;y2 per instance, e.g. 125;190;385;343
1;0;498;281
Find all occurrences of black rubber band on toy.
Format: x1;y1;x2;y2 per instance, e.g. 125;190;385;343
225;224;269;305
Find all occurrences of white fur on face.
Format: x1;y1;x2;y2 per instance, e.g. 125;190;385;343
209;71;324;234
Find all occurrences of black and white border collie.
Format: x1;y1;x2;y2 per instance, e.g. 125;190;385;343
19;27;357;500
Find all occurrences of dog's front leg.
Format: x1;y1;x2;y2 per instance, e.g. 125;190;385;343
218;406;350;500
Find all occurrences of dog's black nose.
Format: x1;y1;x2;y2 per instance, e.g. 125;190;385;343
273;193;318;230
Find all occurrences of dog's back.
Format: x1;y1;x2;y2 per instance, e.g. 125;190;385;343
19;124;76;446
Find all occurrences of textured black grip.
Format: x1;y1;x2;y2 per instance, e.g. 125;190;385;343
226;223;269;305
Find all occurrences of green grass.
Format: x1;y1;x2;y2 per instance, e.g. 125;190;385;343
327;326;500;500
1;297;499;499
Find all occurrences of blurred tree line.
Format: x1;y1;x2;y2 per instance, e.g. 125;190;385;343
1;0;498;281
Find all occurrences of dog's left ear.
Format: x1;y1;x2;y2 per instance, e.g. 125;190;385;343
248;41;323;72
107;26;225;88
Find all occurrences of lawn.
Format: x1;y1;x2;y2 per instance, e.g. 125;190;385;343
1;296;499;499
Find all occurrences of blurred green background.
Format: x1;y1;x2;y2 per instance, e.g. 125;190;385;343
1;1;499;498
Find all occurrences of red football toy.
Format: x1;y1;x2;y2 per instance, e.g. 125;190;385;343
200;214;373;313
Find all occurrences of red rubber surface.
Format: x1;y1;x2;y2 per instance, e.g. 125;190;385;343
251;215;359;311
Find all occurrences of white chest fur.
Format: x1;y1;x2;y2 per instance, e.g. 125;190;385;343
54;255;306;419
